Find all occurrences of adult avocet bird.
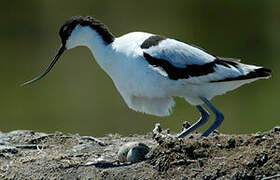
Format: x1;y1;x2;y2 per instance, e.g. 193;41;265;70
23;16;271;137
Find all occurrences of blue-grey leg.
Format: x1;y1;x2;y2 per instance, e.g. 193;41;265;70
200;97;224;137
177;105;210;138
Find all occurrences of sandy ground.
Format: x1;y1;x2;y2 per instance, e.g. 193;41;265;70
0;127;279;180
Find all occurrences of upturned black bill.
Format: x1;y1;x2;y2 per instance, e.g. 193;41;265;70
22;45;65;86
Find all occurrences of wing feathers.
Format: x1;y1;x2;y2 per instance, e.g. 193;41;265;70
212;67;271;82
140;36;271;83
143;52;271;83
143;52;240;80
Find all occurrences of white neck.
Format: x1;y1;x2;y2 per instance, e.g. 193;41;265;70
66;25;114;71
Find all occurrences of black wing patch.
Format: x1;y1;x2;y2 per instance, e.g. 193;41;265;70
143;52;240;80
140;35;166;49
211;68;271;82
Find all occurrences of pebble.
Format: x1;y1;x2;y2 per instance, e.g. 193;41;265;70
270;144;276;150
118;142;150;163
0;145;18;154
153;123;162;135
274;126;280;132
226;138;236;148
0;133;6;145
182;121;191;129
253;132;262;138
0;139;4;145
254;139;262;145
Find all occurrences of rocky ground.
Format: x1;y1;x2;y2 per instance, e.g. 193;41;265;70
0;126;279;180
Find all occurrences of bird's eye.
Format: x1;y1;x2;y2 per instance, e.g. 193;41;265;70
59;24;69;39
62;25;68;33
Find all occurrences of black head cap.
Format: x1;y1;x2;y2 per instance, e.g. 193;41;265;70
59;16;115;46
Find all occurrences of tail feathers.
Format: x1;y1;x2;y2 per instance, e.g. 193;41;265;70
212;67;271;82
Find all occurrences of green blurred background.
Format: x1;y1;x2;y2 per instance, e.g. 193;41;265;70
0;1;278;136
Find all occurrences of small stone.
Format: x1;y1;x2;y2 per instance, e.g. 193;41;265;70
261;135;272;140
198;159;204;167
274;126;280;132
0;133;5;145
202;175;212;180
153;123;162;135
0;139;4;145
231;171;253;180
226;138;236;148
242;160;252;168
270;144;276;150
0;145;18;154
211;130;220;137
254;139;262;145
179;174;188;180
182;121;191;129
254;132;262;138
255;151;268;167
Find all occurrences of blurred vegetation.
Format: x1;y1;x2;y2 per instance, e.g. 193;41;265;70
0;1;278;136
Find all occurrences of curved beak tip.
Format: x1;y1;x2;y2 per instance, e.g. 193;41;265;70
21;45;65;86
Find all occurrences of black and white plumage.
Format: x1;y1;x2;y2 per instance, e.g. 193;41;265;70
23;16;271;137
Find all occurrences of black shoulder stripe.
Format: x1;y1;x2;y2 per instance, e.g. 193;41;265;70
140;35;166;49
143;53;245;80
211;68;271;82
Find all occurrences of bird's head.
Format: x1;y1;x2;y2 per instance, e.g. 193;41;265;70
22;16;114;86
59;16;100;50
